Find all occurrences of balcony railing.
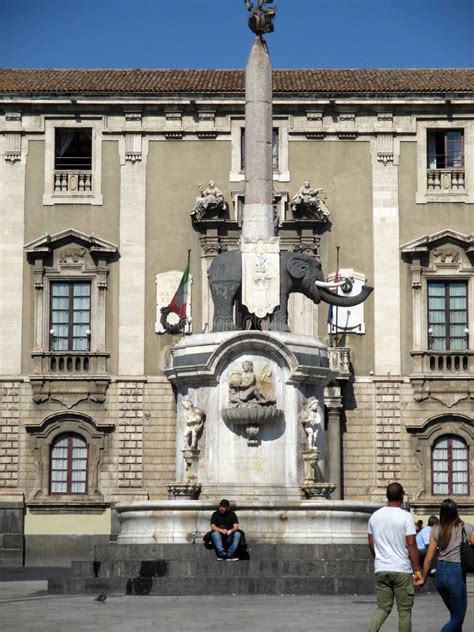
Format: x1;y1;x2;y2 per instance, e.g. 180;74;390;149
427;169;465;192
327;346;351;379
31;351;109;376
411;351;474;376
54;171;93;194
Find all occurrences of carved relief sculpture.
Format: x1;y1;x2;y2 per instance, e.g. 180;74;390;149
223;360;280;446
299;396;321;450
291;180;330;222
191;180;226;221
228;360;275;407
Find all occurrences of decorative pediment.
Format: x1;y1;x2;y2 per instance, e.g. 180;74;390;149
406;413;474;441
401;230;474;260
24;229;118;263
25;410;115;438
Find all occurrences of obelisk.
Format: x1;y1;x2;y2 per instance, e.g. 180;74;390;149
241;2;280;320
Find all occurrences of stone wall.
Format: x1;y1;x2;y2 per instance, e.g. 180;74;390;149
0;381;20;489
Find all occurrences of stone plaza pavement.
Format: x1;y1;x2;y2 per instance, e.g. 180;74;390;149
0;572;473;632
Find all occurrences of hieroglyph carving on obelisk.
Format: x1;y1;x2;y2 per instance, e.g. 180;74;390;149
241;3;280;319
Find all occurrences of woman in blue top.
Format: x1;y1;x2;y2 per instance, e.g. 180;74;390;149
422;498;474;631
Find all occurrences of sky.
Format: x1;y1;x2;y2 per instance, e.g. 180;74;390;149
0;0;473;69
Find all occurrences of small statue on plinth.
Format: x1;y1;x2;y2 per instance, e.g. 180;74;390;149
182;397;206;449
299;396;321;450
191;180;226;222
291;180;330;222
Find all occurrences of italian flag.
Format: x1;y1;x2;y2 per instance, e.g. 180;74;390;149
168;256;190;319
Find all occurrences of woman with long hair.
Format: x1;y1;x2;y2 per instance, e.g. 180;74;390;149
422;498;474;631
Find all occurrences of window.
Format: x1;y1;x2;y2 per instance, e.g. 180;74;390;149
427;281;468;351
43;119;103;205
50;282;91;351
427;129;464;169
432;435;469;495
55;128;92;171
50;433;88;494
240;127;279;171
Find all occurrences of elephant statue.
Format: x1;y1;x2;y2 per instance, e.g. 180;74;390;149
208;251;373;332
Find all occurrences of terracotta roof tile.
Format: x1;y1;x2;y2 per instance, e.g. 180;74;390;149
0;68;473;95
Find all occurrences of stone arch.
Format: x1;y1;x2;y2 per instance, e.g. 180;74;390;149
26;412;114;501
407;414;474;501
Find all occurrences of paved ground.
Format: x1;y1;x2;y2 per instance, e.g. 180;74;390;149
0;571;473;631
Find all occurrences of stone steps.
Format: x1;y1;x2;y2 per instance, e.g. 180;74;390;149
50;574;375;596
71;558;373;578
0;548;24;567
92;542;370;561
49;543;376;596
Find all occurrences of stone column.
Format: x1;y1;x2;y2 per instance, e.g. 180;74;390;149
0;132;25;375
242;37;274;240
325;387;343;500
118;135;148;375
370;136;401;375
241;37;280;319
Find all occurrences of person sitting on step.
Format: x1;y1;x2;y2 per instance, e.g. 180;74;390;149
210;499;241;561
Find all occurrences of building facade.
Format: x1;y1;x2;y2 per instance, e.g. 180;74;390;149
0;68;473;564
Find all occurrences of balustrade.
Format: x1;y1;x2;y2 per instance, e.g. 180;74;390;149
412;351;474;375
31;351;108;376
426;169;465;192
54;171;93;194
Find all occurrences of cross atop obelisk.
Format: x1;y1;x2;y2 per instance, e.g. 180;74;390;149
241;1;280;320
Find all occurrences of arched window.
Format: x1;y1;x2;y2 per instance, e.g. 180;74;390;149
50;433;88;494
432;435;469;495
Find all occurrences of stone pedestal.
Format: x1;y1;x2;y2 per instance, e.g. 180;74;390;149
165;330;335;503
302;448;319;484
182;447;200;482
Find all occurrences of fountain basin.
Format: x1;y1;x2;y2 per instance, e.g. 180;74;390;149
115;500;381;545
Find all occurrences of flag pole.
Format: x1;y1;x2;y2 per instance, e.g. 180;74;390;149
335;246;340;346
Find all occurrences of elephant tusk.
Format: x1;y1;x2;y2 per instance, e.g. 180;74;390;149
315;277;353;289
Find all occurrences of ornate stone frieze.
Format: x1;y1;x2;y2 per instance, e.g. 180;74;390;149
196;131;218;140
164;131;184;140
337;131;358;140
305;132;326;140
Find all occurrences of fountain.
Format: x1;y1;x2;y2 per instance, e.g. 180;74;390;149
115;0;377;546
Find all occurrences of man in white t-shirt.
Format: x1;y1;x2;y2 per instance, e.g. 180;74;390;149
367;482;422;632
